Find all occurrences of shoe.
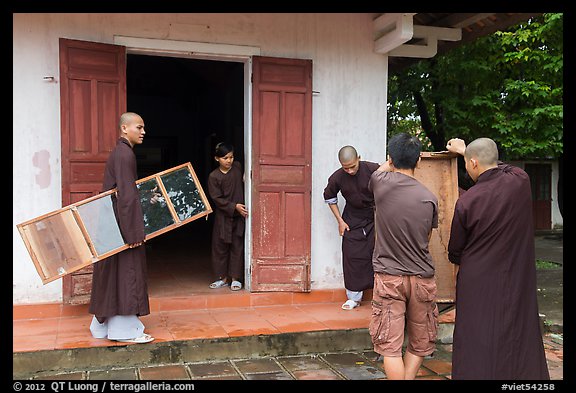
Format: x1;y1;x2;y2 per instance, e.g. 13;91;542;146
209;279;229;289
341;299;359;310
231;280;242;291
115;333;154;344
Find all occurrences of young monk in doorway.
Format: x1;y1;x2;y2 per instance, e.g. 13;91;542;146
207;142;248;291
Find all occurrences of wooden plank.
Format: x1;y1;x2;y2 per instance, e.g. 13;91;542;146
414;152;458;302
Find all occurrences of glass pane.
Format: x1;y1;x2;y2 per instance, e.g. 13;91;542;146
76;195;125;255
138;177;175;235
161;167;207;221
19;210;93;280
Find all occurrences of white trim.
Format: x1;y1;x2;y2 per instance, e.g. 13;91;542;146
413;25;462;42
113;35;261;61
243;58;253;291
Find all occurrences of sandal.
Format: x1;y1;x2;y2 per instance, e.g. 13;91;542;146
115;333;154;344
209;279;229;289
341;299;359;310
231;280;242;291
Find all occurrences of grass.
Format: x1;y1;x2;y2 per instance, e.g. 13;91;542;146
536;259;561;270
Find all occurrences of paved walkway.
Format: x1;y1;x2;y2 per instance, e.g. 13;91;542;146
30;333;564;380
535;232;563;332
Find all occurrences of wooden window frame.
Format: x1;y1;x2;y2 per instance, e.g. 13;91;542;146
17;162;211;284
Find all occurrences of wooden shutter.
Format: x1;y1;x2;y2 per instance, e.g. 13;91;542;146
59;38;126;303
251;56;312;292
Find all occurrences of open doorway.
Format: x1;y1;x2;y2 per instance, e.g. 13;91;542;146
126;53;245;296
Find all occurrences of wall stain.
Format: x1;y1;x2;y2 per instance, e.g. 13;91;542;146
32;150;51;189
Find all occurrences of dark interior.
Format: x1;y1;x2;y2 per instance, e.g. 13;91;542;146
126;53;245;295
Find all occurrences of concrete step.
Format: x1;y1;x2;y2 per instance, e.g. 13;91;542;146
14;328;373;379
14;324;458;380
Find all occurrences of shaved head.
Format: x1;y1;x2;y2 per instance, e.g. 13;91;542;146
119;112;141;132
338;145;358;164
465;138;498;166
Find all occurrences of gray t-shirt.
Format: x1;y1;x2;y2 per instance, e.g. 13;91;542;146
368;170;438;277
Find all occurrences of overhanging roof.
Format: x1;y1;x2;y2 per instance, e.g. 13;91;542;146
386;13;544;73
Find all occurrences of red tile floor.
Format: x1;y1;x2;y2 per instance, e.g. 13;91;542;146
14;225;383;352
13;288;376;352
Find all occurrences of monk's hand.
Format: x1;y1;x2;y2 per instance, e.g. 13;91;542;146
128;241;144;248
150;191;162;204
446;138;466;156
236;203;249;218
338;220;350;236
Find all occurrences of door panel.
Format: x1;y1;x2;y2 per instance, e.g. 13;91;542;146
285;192;307;256
251;56;312;292
59;38;126;304
525;163;552;230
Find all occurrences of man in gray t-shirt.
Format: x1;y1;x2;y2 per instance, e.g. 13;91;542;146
370;169;438;277
367;133;438;380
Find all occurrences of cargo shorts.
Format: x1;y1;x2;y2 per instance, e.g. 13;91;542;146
369;272;439;358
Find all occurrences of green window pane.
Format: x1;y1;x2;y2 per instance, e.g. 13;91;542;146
138;178;175;235
161;168;207;221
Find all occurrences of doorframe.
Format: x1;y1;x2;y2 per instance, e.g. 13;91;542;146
113;35;260;290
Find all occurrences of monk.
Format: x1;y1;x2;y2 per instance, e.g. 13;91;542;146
323;146;379;310
446;137;549;380
207;142;247;291
88;112;153;344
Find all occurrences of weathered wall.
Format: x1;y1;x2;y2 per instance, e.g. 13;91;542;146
13;13;388;303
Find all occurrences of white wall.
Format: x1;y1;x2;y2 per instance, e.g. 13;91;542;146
550;161;563;228
13;13;388;304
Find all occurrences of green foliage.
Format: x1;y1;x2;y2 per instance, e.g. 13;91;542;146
536;259;561;270
388;13;563;159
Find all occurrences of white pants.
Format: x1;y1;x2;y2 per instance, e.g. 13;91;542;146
90;315;145;340
346;289;363;302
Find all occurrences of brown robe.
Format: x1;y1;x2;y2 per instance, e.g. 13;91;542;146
448;162;549;380
323;161;379;292
89;137;150;323
208;161;245;278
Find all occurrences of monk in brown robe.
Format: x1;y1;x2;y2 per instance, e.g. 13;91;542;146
207;142;247;291
88;112;153;344
446;137;549;380
323;146;379;310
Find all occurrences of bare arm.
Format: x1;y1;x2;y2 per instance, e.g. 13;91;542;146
376;158;393;172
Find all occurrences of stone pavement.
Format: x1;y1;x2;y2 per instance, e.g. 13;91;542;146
535;231;563;333
30;333;563;380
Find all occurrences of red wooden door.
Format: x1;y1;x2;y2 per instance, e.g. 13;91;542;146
525;163;552;230
59;38;126;304
251;56;312;292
